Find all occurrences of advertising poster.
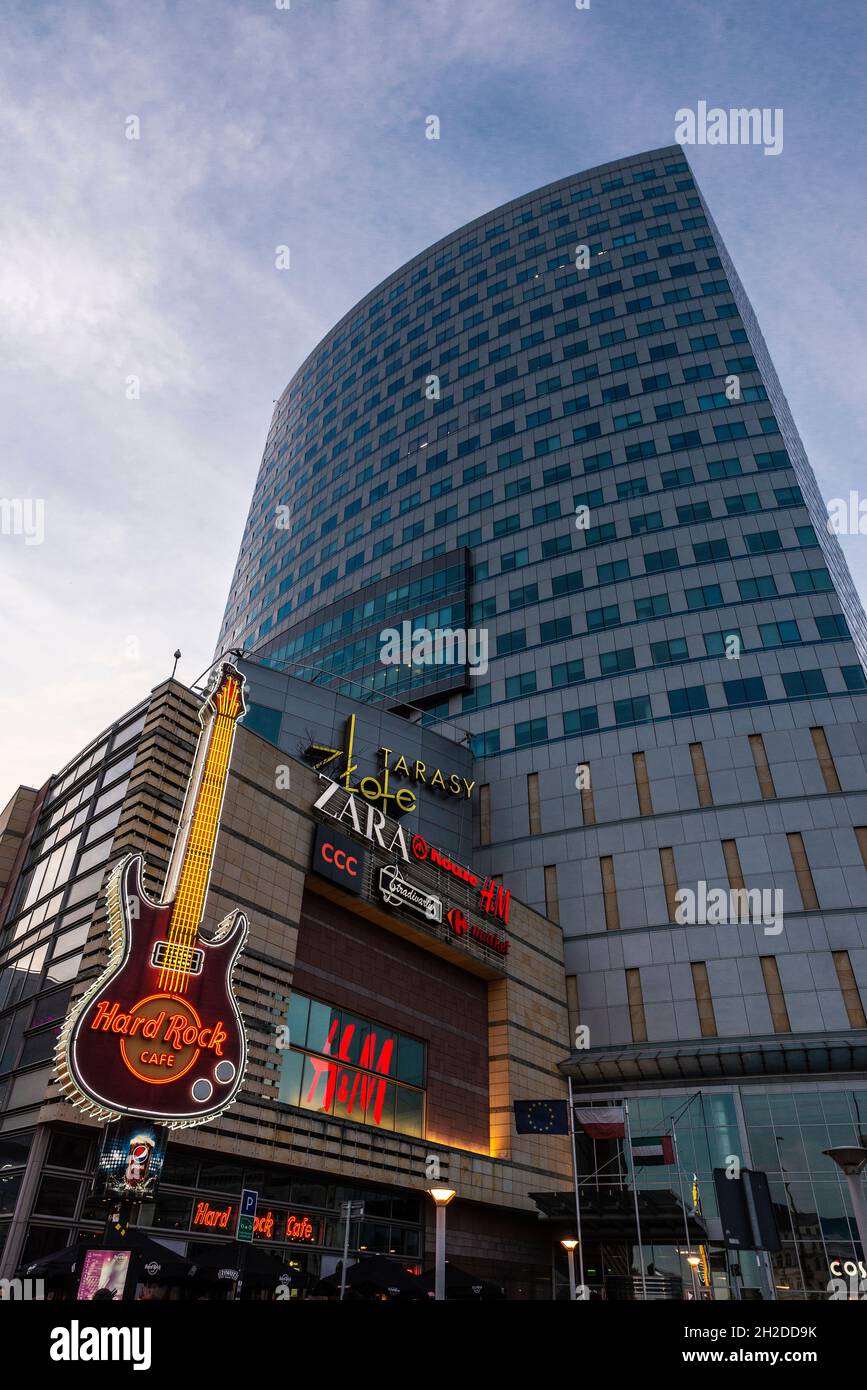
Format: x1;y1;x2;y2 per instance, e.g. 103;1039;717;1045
76;1249;131;1303
95;1119;169;1200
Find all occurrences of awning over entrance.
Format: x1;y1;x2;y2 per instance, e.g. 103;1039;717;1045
559;1030;867;1087
530;1188;707;1244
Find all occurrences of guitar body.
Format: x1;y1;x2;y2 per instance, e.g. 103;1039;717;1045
59;855;248;1127
56;662;251;1129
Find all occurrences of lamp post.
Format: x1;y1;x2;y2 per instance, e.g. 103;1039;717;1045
823;1147;867;1268
561;1238;579;1300
686;1252;701;1300
427;1187;456;1301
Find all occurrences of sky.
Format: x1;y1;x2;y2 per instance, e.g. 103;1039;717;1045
1;0;865;807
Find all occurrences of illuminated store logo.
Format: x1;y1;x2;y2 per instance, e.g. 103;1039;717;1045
313;776;510;951
304;1014;394;1128
56;664;251;1129
306;714;475;815
311;824;366;896
193;1201;277;1239
378;864;442;923
411;834;510;928
194;1201;234;1230
286;1214;318;1243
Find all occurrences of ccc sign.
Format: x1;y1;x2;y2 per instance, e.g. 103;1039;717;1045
312;824;366;896
321;841;359;876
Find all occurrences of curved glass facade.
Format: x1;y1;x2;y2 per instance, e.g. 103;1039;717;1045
218;148;867;1262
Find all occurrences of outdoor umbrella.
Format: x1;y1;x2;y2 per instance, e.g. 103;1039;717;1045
21;1241;91;1278
418;1261;505;1300
21;1229;190;1281
320;1254;421;1297
188;1241;286;1281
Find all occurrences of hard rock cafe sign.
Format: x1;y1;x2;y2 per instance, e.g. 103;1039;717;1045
56;664;251;1128
305;714;475;815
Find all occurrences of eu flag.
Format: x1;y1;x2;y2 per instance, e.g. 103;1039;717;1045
514;1099;569;1135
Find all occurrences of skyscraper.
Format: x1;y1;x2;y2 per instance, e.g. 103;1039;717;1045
218;146;867;1295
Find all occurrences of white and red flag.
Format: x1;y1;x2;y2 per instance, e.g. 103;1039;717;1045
574;1106;625;1140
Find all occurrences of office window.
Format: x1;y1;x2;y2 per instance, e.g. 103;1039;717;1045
704;629;741;657
722;839;745;892
842;664;867;690
738;576;778;600
598;559;631;585
746;530;782;555
652;636;688;665
782;670;827;698
690;742;713;807
541;617;572;644
501;547;529;572
552;570;584;597
816;614;848;640
600;648;636;676
793;568;832;593
749;734;776;799
626;968;646;1041
515;718;548;749
498;629;527;656
725;492;761;515
659;846;678;920
807;727;841;793
693;538;730;564
724;677;766;706
615;696;652;726
587;603;620;631
479;784;491;846
668;685;709;715
686;584;723;610
601;857;620;931
787;831;819;909
760;620;800;647
527;773;541;836
509;583;538;610
507;670;537;699
543;864;560;925
563;706;599;735
552;659;585;687
691;963;718;1038
833;952;867;1029
471;730;500;757
633;752;653;815
635;594;671;620
760;957;791;1034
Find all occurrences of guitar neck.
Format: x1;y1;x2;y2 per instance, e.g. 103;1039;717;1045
166;666;246;941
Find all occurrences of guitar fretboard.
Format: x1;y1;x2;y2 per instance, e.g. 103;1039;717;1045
159;671;243;994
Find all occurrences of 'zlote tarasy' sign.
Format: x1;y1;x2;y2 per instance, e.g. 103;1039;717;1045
306;714;475;815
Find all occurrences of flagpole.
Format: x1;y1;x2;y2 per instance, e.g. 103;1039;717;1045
566;1076;586;1294
623;1100;647;1301
670;1120;696;1297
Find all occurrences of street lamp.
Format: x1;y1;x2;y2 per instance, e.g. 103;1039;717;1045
560;1238;579;1300
427;1187;456;1301
686;1252;701;1300
823;1147;867;1269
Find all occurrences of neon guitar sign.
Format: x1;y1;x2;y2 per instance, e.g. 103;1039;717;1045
56;663;250;1128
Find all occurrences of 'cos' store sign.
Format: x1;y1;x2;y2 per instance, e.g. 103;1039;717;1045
312;825;366;896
